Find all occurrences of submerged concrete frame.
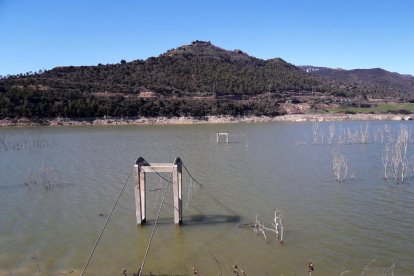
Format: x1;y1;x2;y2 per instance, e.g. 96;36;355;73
133;157;182;225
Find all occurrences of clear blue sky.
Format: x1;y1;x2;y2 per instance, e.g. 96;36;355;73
1;0;413;76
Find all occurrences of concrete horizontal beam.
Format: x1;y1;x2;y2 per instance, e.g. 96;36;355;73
134;163;175;173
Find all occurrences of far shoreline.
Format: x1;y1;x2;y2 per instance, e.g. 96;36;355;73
0;113;413;128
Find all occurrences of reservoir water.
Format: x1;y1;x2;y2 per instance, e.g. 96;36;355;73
0;121;413;275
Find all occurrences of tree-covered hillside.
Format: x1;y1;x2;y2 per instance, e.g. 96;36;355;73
1;41;413;119
3;41;323;96
300;66;414;99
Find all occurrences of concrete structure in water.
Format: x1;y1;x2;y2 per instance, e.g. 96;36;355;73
133;157;183;225
216;132;229;143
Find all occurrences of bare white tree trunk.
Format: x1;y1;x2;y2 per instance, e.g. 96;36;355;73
332;152;349;182
360;257;377;276
252;210;284;243
328;124;335;145
312;121;320;145
360;123;369;144
382;143;390;180
390;125;409;183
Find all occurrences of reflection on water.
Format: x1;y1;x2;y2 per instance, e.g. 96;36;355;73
0;122;414;275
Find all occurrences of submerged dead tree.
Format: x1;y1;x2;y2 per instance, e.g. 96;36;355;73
382;143;391;180
312;121;322;145
332;152;350;183
382;125;409;183
327;124;335;145
252;209;284;243
24;162;62;190
303;123;414;184
339;256;396;276
308;122;372;146
391;125;409;183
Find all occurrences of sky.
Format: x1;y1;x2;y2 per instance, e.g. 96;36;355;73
0;0;413;76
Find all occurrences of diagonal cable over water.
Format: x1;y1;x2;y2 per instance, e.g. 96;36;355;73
154;162;238;215
80;167;133;276
138;167;174;276
182;162;238;216
81;159;237;275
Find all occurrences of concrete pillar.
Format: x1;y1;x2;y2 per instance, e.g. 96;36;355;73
140;169;146;223
173;160;182;224
133;164;145;224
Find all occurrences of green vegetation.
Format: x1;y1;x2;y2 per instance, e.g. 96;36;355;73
0;87;284;119
1;41;413;120
328;103;414;114
0;41;322;119
300;66;414;100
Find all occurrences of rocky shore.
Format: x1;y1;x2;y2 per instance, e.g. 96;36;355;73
0;113;412;127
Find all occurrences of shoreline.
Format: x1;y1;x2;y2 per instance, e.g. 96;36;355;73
0;113;413;127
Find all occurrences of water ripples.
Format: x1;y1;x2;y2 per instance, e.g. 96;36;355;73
1;123;414;275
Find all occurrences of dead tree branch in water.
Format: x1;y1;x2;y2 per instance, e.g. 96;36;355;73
360;257;377;276
380;125;410;183
24;162;62;190
328;124;335;145
312;121;321;145
382;143;390;180
390;125;409;183
332;152;350;183
252;210;284;243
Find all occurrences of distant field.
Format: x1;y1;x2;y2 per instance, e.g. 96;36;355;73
328;103;414;114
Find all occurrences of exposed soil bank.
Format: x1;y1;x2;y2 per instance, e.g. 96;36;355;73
0;113;413;127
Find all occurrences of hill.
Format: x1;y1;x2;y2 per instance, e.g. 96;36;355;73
300;66;414;99
0;41;325;119
1;41;414;120
34;40;322;96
